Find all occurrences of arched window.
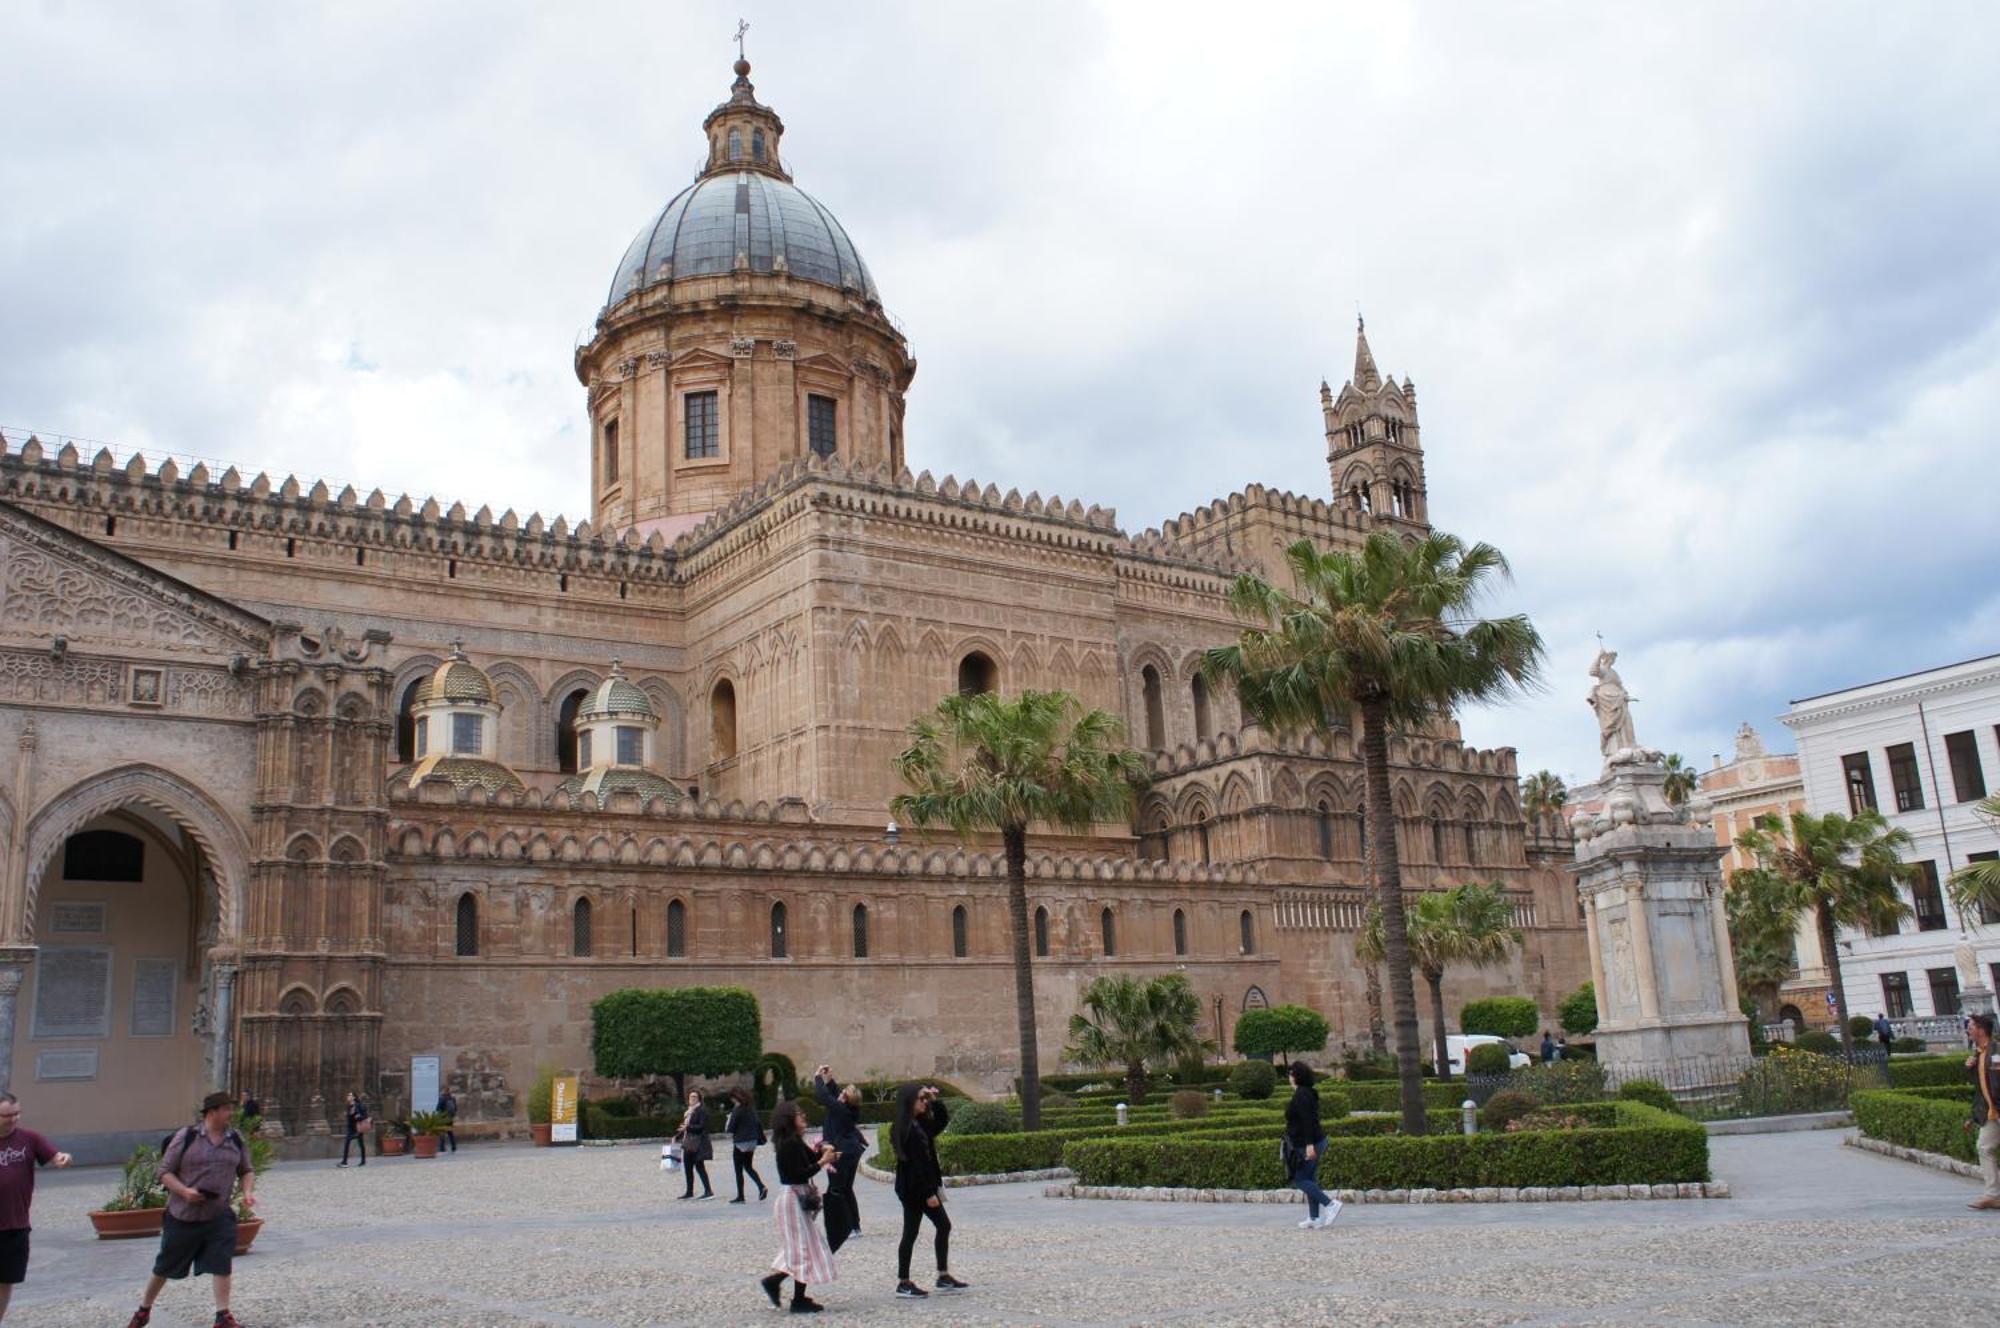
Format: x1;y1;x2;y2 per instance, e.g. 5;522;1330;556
1429;814;1446;864
1191;675;1212;742
1034;906;1050;958
1196;814;1211;865
1316;802;1335;860
1140;665;1165;748
852;903;869;959
752;128;766;161
770;900;788;959
572;896;593;958
1172;908;1188;956
454;892;478;957
667;898;686;958
952;905;968;959
957;652;997;696
711;679;738;761
395;677;424;762
1100;907;1116;957
728;127;742;160
62;829;144;882
1240;909;1256;955
557;687;590;773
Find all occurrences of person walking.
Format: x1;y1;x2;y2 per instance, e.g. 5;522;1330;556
812;1065;865;1249
337;1091;369;1167
235;1090;260;1121
1967;1012;2000;1211
124;1091;255;1328
1539;1030;1556;1065
0;1092;72;1321
725;1088;769;1203
758;1101;838;1314
1284;1061;1340;1229
678;1090;714;1200
436;1087;458;1154
1874;1013;1895;1056
891;1083;968;1298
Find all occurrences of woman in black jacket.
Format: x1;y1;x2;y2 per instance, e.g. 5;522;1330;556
1284;1061;1339;1228
725;1087;769;1203
760;1100;839;1314
890;1083;968;1298
678;1089;714;1199
813;1066;866;1249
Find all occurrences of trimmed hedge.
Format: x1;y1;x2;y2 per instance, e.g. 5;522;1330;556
1888;1055;1972;1089
1339;1081;1467;1114
1229;1060;1278;1099
875;1106;1288;1175
1063;1100;1706;1190
1462;997;1539;1039
589;986;762;1080
582;1104;681;1139
1467;1044;1513;1075
1853;1088;1974;1163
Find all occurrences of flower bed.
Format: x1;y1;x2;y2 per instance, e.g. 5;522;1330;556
1061;1100;1705;1191
1852;1088;1975;1164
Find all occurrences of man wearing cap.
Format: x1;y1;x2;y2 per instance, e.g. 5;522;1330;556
0;1091;72;1321
125;1091;256;1328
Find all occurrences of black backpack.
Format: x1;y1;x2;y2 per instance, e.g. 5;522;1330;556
160;1124;244;1160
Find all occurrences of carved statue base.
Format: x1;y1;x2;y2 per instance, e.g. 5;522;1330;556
1963;984;1996;1020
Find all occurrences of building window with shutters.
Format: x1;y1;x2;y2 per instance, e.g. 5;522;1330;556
685;390;720;459
808;394;837;458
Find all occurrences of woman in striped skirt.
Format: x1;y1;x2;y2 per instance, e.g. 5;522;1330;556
759;1101;839;1314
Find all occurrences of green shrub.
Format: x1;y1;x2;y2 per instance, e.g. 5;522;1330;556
1617;1079;1681;1115
1507;1060;1609;1105
945;1100;1023;1136
1318;1087;1351;1120
582;1104;680;1139
1462;997;1539;1039
753;1053;798;1110
1733;1048;1857;1115
1341;1081;1467;1114
526;1064;556;1125
1793;1030;1840;1055
589;987;763;1082
1889;1054;1974;1089
1229;1060;1278;1100
1340;1051;1399;1080
592;1095;641;1118
1847;1015;1878;1041
1169;1090;1209;1120
1233;1005;1332;1061
1558;982;1599;1036
1853;1089;1975;1163
1466;1044;1513;1075
1892;1037;1927;1054
1479;1090;1539;1132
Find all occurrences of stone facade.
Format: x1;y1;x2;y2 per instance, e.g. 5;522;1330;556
0;59;1586;1154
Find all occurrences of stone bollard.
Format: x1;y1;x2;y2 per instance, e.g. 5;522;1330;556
1116;1102;1129;1127
1213;1088;1224;1103
1462;1099;1478;1136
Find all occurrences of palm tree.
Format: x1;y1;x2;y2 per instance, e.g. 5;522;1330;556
1725;868;1802;1023
1365;884;1522;1076
892;688;1148;1132
1661;753;1697;807
1732;809;1914;1053
1203;531;1542;1133
1061;973;1212;1103
1947;795;2000;923
1522;769;1567;825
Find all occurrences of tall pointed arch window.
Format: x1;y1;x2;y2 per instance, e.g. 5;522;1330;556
1240;909;1256;955
852;903;869;959
395;677;424;762
667;898;687;958
1191;675;1212;742
952;905;968;959
711;679;738;761
1316;802;1335;860
1034;906;1050;958
557;688;590;773
1140;665;1165;749
1101;907;1117;958
454;892;479;957
1172;908;1188;957
1430;814;1447;865
572;896;593;958
770;901;788;959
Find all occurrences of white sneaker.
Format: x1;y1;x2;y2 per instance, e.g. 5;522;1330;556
1314;1200;1343;1228
1297;1217;1316;1228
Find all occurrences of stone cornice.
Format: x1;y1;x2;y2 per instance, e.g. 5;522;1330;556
1782;657;2000;727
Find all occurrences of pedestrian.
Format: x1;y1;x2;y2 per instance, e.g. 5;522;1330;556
725;1087;769;1203
0;1091;73;1321
1539;1030;1556;1065
235;1089;260;1121
891;1083;968;1298
1283;1061;1340;1229
124;1091;256;1328
812;1065;866;1249
337;1091;368;1167
1554;1036;1567;1061
435;1087;458;1154
758;1100;838;1314
1967;1012;2000;1211
677;1090;714;1199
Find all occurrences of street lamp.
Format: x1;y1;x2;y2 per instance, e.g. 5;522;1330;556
884;818;900;848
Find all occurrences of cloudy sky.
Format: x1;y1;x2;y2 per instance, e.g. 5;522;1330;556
4;2;1997;785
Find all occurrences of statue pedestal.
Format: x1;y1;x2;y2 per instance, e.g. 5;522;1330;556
1571;751;1752;1091
1963;984;1996;1020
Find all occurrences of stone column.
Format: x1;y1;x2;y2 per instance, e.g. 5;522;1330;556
0;963;24;1094
1625;880;1662;1020
209;963;237;1090
5;722;37;945
1582;890;1609;1009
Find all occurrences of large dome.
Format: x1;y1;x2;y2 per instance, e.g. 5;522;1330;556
605;171;879;310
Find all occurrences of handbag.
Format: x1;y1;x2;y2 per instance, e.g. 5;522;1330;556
358;1116;373;1135
793;1182;823;1217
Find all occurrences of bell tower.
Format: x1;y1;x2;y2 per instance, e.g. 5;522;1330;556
1321;318;1428;533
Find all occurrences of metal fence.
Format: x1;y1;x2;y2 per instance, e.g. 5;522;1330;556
1466;1046;1890;1121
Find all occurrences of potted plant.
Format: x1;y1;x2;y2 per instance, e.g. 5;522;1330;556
528;1065;555;1146
89;1144;167;1239
407;1109;450;1159
377;1118;410;1157
231;1116;274;1255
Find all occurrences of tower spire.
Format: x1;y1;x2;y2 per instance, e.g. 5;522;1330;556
1353;315;1381;392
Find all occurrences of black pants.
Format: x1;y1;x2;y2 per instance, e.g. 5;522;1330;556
825;1150;862;1251
896;1194;950;1281
731;1146;765;1199
341;1129;367;1164
442;1128;456;1153
683;1154;712;1196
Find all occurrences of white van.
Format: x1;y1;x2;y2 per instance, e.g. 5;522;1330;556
1441;1034;1531;1076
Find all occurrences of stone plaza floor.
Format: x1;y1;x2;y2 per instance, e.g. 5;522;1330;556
9;1128;1999;1326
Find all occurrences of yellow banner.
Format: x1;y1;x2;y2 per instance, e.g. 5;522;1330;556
551;1073;580;1144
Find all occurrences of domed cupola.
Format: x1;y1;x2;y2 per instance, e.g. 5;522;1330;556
556;661;686;803
578;51;915;541
403;645;525;795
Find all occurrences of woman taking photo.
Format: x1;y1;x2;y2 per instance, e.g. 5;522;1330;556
890;1083;969;1298
677;1089;714;1200
759;1100;838;1314
725;1087;769;1203
1284;1061;1339;1228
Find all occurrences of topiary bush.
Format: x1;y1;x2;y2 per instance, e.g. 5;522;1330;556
1466;1043;1514;1075
1479;1089;1540;1132
1847;1015;1878;1041
1558;982;1599;1036
1229;1060;1278;1100
1794;1030;1841;1055
1461;997;1539;1039
753;1052;798;1110
1617;1079;1681;1115
1891;1037;1927;1054
944;1099;1023;1136
1169;1090;1209;1120
1232;1005;1332;1061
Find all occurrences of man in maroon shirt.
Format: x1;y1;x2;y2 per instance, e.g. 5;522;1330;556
0;1090;74;1321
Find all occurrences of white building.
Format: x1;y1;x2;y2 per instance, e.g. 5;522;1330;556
1782;652;2000;1026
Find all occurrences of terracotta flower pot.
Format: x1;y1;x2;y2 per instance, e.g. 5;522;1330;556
89;1208;165;1240
233;1217;263;1255
412;1134;440;1158
531;1123;552;1147
378;1134;407;1156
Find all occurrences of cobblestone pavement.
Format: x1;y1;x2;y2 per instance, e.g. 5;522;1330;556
12;1130;2000;1326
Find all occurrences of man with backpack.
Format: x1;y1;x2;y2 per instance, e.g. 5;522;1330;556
125;1092;255;1328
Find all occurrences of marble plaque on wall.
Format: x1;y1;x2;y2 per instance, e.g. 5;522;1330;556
35;1048;98;1081
50;902;106;935
31;946;112;1039
130;957;177;1038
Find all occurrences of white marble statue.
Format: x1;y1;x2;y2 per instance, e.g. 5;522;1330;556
1588;647;1639;764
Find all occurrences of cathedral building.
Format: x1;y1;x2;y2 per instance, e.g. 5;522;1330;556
0;59;1585;1158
